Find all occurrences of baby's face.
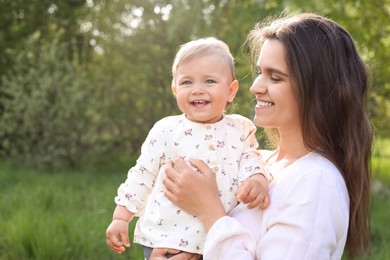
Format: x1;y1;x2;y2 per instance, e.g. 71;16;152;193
172;53;238;124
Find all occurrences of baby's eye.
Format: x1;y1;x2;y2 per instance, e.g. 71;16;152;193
180;80;192;86
205;79;216;85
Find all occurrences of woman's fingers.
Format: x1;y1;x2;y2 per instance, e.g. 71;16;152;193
150;248;200;260
150;248;182;259
149;248;167;259
188;158;214;175
163;158;215;210
163;157;226;230
163;159;188;203
170;157;194;175
170;252;202;260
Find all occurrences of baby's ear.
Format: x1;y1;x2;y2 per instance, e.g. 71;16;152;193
171;85;177;96
228;80;239;102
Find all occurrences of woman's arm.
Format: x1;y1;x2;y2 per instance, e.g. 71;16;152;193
255;167;349;260
163;158;258;260
163;157;226;230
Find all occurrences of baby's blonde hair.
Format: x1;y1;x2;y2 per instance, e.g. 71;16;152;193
171;37;236;87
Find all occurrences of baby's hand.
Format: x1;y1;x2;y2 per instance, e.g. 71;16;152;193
237;174;270;210
106;219;131;254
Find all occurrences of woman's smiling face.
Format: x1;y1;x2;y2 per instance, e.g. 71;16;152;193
250;39;300;131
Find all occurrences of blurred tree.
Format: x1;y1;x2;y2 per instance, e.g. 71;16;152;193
0;0;388;168
0;31;102;168
85;0;183;154
0;0;104;168
0;0;92;111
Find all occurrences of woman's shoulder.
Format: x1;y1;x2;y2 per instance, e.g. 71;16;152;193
263;150;347;193
268;151;349;212
284;152;348;196
259;150;339;170
299;152;344;183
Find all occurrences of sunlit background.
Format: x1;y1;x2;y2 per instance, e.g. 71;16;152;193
0;0;389;259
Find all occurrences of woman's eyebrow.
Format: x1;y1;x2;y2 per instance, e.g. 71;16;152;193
269;67;288;77
262;66;289;77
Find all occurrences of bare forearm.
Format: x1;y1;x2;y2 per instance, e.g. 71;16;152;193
106;205;134;253
113;205;135;222
198;202;226;231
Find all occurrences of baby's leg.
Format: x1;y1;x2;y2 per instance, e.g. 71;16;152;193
143;246;153;259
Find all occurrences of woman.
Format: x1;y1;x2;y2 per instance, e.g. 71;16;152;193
153;12;373;259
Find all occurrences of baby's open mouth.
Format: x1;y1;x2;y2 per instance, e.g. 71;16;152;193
191;100;210;106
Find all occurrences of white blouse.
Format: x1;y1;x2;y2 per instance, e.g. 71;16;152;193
203;151;349;260
115;114;271;254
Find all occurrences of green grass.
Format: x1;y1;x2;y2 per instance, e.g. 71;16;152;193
369;137;390;259
370;192;390;259
373;138;390;186
0;142;389;259
0;160;144;260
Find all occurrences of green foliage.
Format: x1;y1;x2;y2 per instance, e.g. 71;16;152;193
0;0;91;101
0;0;89;62
372;138;390;185
369;137;390;258
0;0;389;168
0;31;106;169
370;191;390;258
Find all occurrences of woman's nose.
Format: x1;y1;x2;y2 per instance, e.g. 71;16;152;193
250;76;266;95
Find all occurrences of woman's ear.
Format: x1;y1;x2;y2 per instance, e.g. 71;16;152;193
227;80;239;102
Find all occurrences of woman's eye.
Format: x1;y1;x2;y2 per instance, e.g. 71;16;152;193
255;67;262;76
270;76;281;82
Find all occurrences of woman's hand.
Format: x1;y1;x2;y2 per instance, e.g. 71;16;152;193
150;248;201;260
163;158;226;230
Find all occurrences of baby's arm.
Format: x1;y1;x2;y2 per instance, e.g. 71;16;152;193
106;205;135;254
237;173;269;210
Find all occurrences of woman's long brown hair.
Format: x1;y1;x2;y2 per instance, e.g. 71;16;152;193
249;13;373;258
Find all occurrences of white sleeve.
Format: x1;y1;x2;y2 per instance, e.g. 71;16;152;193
203;204;262;260
256;168;349;260
115;119;168;215
203;217;256;260
203;162;349;260
236;117;272;183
